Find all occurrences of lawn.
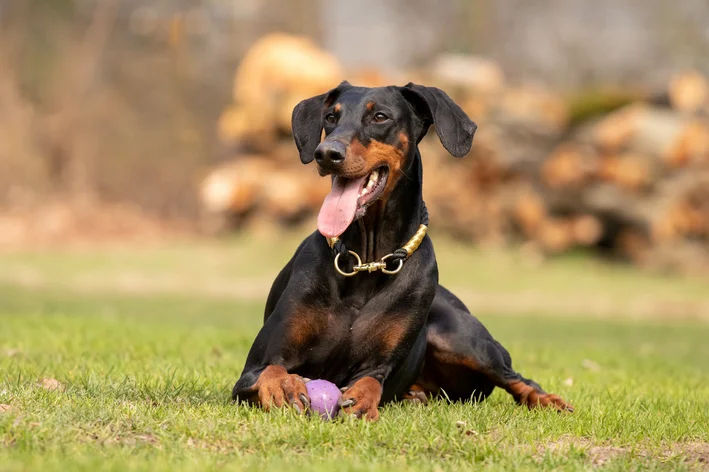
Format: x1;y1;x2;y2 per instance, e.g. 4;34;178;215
1;234;708;471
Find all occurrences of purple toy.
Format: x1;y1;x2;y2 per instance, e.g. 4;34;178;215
305;379;342;419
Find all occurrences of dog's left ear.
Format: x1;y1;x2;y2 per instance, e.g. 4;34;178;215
398;83;476;157
292;81;350;164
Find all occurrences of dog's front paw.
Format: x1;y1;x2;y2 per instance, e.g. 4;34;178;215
255;365;310;413
338;376;382;421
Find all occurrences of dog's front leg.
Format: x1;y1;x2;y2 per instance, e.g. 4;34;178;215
339;376;383;420
232;301;323;413
338;279;436;421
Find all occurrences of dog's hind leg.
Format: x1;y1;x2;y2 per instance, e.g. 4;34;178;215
410;286;573;412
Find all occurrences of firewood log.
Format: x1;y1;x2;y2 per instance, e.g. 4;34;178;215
513;188;547;237
670;120;709;168
496;86;569;134
592;104;645;152
668;70;709;114
596;153;653;191
537;217;574;254
222;33;343;148
615;228;651;265
541;143;596;189
199;157;275;215
570;214;603;246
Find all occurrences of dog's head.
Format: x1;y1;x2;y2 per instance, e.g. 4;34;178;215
292;82;476;238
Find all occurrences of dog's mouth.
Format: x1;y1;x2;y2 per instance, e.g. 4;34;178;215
356;166;389;212
317;166;389;238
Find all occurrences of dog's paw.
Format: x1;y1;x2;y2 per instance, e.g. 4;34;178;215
338;376;382;421
535;393;574;413
402;384;428;405
522;390;574;413
508;381;574;413
255;365;310;413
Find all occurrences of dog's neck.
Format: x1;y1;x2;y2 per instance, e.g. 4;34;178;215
339;149;424;262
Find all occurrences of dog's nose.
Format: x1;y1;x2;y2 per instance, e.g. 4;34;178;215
314;141;346;169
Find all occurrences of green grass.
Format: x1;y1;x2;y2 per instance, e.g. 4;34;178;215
1;237;709;470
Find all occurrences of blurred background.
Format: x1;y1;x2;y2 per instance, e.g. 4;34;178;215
2;0;709;281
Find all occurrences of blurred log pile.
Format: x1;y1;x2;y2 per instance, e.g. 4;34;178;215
202;34;709;274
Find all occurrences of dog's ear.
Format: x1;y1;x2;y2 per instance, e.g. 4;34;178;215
292;81;350;164
398;83;476;157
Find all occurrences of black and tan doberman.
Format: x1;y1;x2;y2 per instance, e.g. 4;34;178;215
232;82;573;420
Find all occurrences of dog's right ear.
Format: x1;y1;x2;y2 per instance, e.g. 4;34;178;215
292;81;350;164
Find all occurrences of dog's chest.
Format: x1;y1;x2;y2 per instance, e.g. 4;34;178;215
291;304;386;383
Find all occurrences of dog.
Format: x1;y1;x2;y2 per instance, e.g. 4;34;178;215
232;82;573;420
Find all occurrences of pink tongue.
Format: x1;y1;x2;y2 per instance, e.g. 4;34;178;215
317;175;368;238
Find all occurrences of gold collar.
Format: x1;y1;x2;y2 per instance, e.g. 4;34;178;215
326;224;428;277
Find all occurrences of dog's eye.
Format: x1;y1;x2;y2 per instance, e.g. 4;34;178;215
324;113;337;124
373;112;389;123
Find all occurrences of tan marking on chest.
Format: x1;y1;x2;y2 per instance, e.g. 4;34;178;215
287;307;328;346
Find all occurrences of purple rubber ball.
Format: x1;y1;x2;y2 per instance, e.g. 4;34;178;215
305;379;342;419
